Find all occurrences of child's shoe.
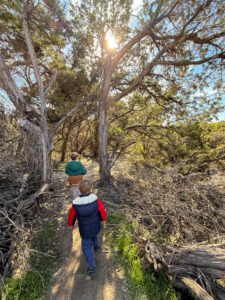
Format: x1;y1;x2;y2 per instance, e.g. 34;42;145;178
94;245;101;252
87;266;96;278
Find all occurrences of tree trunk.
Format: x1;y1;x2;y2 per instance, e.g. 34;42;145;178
20;117;50;184
41;124;50;183
145;239;225;300
60;122;72;162
92;121;99;159
99;101;111;185
99;54;113;185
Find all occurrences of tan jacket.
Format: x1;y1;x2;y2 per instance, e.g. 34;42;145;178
68;175;83;185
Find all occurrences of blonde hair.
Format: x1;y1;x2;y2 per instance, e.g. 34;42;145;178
79;180;92;194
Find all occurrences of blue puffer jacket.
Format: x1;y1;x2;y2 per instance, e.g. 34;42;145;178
68;193;107;239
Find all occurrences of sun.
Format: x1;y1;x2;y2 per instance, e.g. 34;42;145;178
106;31;117;49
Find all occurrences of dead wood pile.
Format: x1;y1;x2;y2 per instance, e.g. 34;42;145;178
100;164;225;299
111;170;225;244
145;239;225;300
0;171;48;277
0;116;48;277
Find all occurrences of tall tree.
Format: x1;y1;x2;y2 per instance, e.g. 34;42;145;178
0;0;80;184
71;0;224;184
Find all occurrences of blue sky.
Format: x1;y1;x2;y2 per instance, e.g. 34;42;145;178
192;65;225;120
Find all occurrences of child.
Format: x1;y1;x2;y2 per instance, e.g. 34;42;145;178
67;179;107;276
65;153;87;198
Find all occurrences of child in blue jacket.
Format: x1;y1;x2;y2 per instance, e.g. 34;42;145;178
68;179;107;276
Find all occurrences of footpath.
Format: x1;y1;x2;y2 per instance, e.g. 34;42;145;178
48;162;129;300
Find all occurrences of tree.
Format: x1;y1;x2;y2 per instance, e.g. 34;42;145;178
100;0;225;183
70;0;134;183
0;0;80;184
70;0;224;184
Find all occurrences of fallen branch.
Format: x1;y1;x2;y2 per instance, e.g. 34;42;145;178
18;183;49;213
145;239;225;300
143;161;167;174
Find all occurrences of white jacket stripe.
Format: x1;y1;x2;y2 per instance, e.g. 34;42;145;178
73;193;97;205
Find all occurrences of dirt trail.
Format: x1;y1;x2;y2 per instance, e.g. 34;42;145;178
48;163;129;300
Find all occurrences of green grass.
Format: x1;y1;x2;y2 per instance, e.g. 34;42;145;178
1;220;59;300
106;214;178;300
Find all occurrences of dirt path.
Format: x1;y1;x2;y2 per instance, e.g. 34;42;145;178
48;162;129;300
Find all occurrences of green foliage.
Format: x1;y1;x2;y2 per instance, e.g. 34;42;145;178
2;272;45;300
130;118;225;173
106;214;178;300
1;220;59;300
0;0;67;64
48;70;92;122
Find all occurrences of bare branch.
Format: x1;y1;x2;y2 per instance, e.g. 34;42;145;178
158;52;225;67
143;161;167;174
108;108;139;125
0;56;26;112
50;103;82;141
17;183;49;213
44;69;58;96
0;209;26;232
110;141;135;168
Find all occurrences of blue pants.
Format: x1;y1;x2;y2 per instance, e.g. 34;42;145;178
81;235;98;268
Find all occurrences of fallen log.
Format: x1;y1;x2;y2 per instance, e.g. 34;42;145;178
17;183;49;213
145;240;225;300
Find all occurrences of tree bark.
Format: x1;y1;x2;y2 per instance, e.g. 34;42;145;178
99;102;111;185
92;121;99;159
99;54;113;185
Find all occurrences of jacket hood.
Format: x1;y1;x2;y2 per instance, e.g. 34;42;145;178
73;193;97;205
73;194;98;217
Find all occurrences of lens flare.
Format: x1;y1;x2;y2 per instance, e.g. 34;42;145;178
106;31;117;49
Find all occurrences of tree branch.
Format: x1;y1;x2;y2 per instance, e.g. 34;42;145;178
181;0;213;34
158;52;225;67
22;10;47;112
109;35;187;104
111;1;179;72
108;108;139;125
44;69;58;96
50;103;83;141
0;55;27;112
143;162;167;174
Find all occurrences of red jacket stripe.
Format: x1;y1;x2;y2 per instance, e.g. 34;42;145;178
98;198;107;221
68;206;76;227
